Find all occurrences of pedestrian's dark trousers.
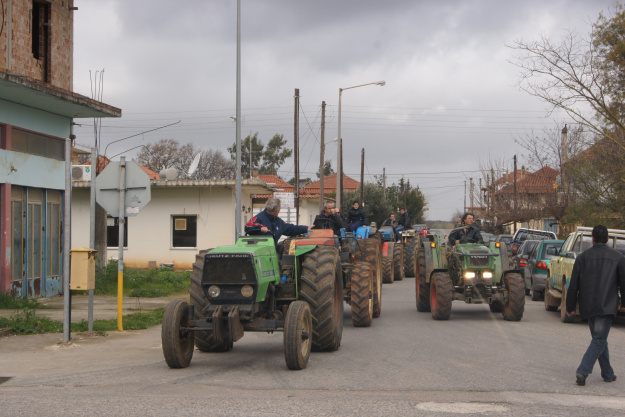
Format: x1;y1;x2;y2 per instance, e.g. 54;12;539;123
577;315;615;380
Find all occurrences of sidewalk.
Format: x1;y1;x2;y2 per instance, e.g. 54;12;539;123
0;293;187;322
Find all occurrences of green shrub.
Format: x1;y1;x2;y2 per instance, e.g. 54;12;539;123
94;260;190;297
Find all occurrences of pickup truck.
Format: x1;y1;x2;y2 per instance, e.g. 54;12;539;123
544;227;625;322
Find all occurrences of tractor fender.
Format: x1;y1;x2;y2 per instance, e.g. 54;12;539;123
295;245;318;257
382;242;394;257
429;269;448;284
424;245;435;283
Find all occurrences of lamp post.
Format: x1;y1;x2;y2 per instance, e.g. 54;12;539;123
337;80;385;212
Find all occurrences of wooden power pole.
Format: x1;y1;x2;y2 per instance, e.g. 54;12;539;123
513;154;518;233
359;148;365;206
294;88;300;223
319;101;326;211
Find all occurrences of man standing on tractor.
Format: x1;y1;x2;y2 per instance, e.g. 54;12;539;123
448;212;484;245
396;207;411;242
313;201;346;236
245;198;311;248
347;201;368;232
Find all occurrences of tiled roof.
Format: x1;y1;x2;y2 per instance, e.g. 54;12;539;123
257;175;294;192
302;173;359;194
496;166;559;194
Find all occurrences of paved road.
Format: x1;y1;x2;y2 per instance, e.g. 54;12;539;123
1;278;624;416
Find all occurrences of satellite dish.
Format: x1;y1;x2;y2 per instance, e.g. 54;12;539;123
165;168;178;180
188;153;201;176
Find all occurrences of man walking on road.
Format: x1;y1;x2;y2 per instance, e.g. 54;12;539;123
566;225;625;386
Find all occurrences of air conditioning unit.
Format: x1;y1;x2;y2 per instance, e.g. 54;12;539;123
72;165;92;181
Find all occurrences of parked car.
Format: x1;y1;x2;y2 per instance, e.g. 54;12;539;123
495;234;513;246
545;227;625;323
523;239;564;301
510;228;557;255
481;232;495;242
512;239;540;278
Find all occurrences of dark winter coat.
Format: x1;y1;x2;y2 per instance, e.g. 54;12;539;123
398;211;411;228
313;210;346;236
245;209;308;245
347;207;368;225
448;225;484;245
566;243;625;320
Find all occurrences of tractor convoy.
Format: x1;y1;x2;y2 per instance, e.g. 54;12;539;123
162;226;527;371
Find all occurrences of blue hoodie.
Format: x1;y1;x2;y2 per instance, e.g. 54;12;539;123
245;209;308;245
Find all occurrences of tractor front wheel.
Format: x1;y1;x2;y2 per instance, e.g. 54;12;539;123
393;243;404;280
430;272;452;320
416;247;431;312
404;239;418;278
382;256;394;284
351;262;373;327
284;301;312;370
502;273;525;321
162;300;195;369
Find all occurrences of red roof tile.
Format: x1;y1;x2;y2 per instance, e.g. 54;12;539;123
302;173;359;194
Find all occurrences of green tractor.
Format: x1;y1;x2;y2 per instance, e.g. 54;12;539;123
162;229;381;371
415;232;525;321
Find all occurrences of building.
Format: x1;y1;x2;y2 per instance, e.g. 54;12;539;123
71;178;274;270
1;1;120;298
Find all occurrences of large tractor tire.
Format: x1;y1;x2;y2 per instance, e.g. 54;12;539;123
393;243;404;280
356;238;383;319
502;273;525;321
544;275;559;312
382;256;395;284
162;300;195;368
415;247;431;312
489;301;503;313
560;280;575;323
300;246;344;351
404;239;419;278
430;272;453;320
350;261;373;327
190;251;231;352
284;301;312;370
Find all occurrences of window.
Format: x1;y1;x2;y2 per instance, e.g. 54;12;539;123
172;215;197;248
107;217;128;248
11;130;65;161
46;190;61;277
28;189;43;279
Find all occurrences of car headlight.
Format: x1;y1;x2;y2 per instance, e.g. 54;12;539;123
464;272;476;279
241;285;254;298
483;271;493;279
208;285;220;297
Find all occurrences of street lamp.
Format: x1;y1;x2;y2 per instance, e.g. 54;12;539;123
337;81;385;212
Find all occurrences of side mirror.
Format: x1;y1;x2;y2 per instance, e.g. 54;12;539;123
566;252;577;260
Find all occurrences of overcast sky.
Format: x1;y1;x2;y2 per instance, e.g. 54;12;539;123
72;0;619;221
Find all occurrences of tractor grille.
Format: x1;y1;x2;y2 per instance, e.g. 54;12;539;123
469;250;489;267
202;253;257;284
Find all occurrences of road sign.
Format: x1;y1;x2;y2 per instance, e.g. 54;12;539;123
96;161;151;217
274;192;294;208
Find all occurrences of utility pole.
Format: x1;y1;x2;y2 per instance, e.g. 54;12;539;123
249;131;252;179
469;177;474;212
464;180;467;213
383;167;386;197
513;154;518;234
294;88;300;223
491;168;495;217
319;101;326;211
479;178;482;213
340;140;344;212
234;0;242;241
360;148;365;206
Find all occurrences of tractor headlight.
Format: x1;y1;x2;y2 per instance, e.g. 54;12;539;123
208;285;220;297
241;285;254;298
464;272;476;279
483;271;493;279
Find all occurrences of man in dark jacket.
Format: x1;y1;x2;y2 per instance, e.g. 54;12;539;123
395;208;411;242
567;225;625;386
313;201;346;236
448;212;483;245
245;198;310;246
347;201;368;232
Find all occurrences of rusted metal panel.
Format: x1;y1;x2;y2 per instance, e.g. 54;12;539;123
45;276;63;298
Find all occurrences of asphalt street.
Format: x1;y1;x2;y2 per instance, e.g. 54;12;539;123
1;277;624;416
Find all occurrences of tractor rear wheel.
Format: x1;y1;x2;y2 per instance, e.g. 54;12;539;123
357;238;383;318
284;301;312;370
190;251;231;352
430;272;453;320
489;301;503;313
351;262;373;327
503;273;525;321
162;300;195;368
300;247;343;351
382;256;394;284
393;243;404;280
416;247;431;312
404;239;418;278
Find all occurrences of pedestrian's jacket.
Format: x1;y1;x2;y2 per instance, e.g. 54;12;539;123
245;209;308;245
448;225;484;245
398;212;411;228
566;243;625;319
313;210;346;236
347;207;368;225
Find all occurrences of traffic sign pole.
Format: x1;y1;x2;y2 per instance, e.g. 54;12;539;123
117;157;126;332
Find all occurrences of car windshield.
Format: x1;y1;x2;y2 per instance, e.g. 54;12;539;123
615;237;625;255
541;242;563;260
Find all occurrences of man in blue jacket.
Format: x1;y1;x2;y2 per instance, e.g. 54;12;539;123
245;198;311;247
567;225;625;386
